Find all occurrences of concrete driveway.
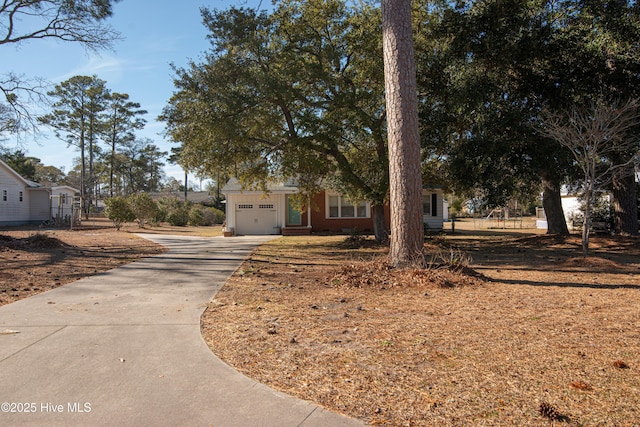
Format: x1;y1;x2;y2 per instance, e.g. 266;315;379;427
0;234;363;426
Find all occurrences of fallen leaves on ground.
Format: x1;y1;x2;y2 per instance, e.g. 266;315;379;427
202;233;640;426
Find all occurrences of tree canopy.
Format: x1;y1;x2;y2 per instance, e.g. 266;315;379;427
162;0;640;239
416;0;640;232
38;75;165;213
161;0;391;241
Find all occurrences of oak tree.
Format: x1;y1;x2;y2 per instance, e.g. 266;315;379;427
161;1;392;242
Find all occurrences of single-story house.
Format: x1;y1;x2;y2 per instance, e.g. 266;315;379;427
221;178;444;236
0;159;80;226
0;159;51;226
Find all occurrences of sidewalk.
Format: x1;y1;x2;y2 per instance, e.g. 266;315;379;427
0;234;363;426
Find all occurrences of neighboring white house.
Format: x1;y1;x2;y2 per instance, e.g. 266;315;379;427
422;188;446;230
222;178;445;236
50;186;80;224
0;159;51;225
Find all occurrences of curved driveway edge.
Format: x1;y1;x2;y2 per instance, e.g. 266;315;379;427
0;234;364;426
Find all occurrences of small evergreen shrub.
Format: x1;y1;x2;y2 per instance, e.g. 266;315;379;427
208;207;225;224
167;206;189;226
188;205;206;226
127;193;159;228
104;196;135;230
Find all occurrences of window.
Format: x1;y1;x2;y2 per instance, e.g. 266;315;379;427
423;195;431;216
19;191;23;202
357;203;367;217
259;204;274;209
329;196;339;218
61;194;67;204
237;204;253;209
327;194;369;218
423;194;438;217
341;199;355;217
2;190;6;202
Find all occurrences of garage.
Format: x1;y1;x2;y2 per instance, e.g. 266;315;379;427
222;178;299;236
234;203;278;235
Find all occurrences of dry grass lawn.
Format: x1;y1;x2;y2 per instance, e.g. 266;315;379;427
2;218;638;425
201;221;640;426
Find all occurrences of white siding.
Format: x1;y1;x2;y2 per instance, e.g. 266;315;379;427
29;189;51;222
0;167;30;224
225;193;286;235
51;187;78;221
422;189;444;230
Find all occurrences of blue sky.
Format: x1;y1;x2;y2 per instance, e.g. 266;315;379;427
3;0;269;184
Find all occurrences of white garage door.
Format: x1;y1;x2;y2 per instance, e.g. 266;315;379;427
235;203;278;235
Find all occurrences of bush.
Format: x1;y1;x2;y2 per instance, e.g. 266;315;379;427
167;206;189;226
188;206;206;226
189;205;222;226
104;196;135;230
201;208;218;225
127;193;159;228
209;207;225;224
155;196;182;223
186;205;225;226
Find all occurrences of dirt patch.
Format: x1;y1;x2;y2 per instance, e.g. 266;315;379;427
0;220;166;306
0;233;70;250
201;227;640;426
561;256;624;270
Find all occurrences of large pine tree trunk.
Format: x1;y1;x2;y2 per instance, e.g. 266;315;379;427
382;0;424;267
541;175;569;235
612;163;638;236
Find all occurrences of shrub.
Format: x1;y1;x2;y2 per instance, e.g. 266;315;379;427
208;207;225;224
188;205;206;226
155;196;182;223
104;196;135;230
167;206;189;226
186;205;225;226
188;205;217;226
127;193;159;228
200;208;217;225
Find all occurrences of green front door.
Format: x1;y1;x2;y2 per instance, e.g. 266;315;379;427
286;195;302;226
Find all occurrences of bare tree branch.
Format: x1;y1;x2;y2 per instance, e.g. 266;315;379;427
0;72;50;141
539;97;640;255
1;0;121;142
0;0;121;50
541;98;640;187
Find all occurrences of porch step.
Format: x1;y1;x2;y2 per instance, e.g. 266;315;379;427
282;227;312;236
